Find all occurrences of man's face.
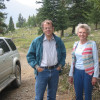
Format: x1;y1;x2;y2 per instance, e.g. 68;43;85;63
42;23;54;37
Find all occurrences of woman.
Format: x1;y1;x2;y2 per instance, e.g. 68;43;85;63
69;24;99;100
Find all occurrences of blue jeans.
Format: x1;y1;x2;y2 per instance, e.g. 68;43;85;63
74;68;93;100
35;68;59;100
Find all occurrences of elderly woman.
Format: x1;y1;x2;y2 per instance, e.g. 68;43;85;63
69;24;99;100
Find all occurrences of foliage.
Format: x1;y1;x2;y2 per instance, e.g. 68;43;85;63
89;8;100;30
8;16;15;32
88;0;100;30
67;0;92;34
0;0;8;34
0;27;39;51
89;0;100;10
0;25;100;99
36;0;68;37
36;0;56;35
54;0;68;37
36;0;54;23
58;64;71;92
0;24;100;51
27;14;37;27
13;0;100;37
16;13;26;28
58;62;100;99
16;14;37;29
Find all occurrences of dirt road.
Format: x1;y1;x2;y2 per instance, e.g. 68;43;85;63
0;50;72;100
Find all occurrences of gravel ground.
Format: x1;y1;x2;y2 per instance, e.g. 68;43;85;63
0;50;72;100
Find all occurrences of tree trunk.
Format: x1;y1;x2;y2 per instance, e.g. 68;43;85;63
72;25;75;34
95;23;98;30
60;29;64;38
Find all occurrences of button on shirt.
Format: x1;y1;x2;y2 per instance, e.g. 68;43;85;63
40;36;58;67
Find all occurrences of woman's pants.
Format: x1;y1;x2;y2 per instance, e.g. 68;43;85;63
73;68;93;100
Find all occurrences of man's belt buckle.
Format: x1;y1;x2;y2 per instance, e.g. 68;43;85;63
47;66;52;69
47;66;55;69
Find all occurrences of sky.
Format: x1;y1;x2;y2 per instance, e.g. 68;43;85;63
4;0;42;25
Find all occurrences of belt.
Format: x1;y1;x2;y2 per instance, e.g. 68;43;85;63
41;64;58;70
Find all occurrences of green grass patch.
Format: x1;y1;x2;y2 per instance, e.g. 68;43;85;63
1;26;100;51
0;26;100;97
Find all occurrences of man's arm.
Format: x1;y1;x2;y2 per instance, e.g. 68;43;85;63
26;40;38;69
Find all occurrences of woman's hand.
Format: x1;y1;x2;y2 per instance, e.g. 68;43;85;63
92;77;97;85
69;76;73;84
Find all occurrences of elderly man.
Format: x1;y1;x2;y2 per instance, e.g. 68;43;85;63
27;19;66;100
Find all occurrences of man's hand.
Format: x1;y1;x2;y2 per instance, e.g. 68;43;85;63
37;67;44;72
56;66;61;71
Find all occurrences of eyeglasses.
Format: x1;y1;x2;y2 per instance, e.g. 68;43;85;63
78;32;87;34
43;27;53;30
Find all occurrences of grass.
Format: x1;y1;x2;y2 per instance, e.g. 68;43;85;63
63;27;100;49
0;26;100;99
1;26;100;50
0;27;39;51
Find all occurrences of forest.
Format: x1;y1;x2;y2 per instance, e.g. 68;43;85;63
0;0;100;37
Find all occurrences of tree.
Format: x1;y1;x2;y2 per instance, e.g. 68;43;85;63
36;0;56;34
8;16;15;32
54;0;68;37
27;14;37;27
36;0;68;37
36;0;53;26
89;0;100;10
0;0;9;34
67;0;92;34
89;0;100;30
16;13;26;28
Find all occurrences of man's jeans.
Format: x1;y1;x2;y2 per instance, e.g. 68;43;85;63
35;68;59;100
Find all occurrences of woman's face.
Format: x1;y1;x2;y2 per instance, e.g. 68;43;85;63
77;28;88;41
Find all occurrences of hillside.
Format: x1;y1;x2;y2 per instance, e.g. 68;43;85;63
0;27;100;99
0;26;100;51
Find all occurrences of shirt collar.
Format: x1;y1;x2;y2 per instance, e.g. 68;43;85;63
43;35;55;41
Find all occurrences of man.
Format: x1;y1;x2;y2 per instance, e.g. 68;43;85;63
26;19;66;100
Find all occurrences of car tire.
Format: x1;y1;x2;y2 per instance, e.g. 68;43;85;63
12;64;21;88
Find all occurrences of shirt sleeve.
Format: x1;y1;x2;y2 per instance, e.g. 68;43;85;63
69;62;74;76
26;40;38;69
92;41;99;78
69;42;77;77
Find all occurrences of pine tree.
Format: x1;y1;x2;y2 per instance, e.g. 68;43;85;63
54;0;68;37
89;0;100;10
27;15;36;27
36;0;56;34
0;0;8;34
8;16;15;32
36;0;53;26
36;0;68;37
88;0;100;30
67;0;92;34
16;13;26;28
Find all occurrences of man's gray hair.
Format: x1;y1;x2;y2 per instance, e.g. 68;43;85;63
41;19;53;28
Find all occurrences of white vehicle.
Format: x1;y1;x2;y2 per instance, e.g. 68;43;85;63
0;37;21;92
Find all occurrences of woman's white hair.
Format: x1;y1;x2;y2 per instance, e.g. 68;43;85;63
75;23;91;34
